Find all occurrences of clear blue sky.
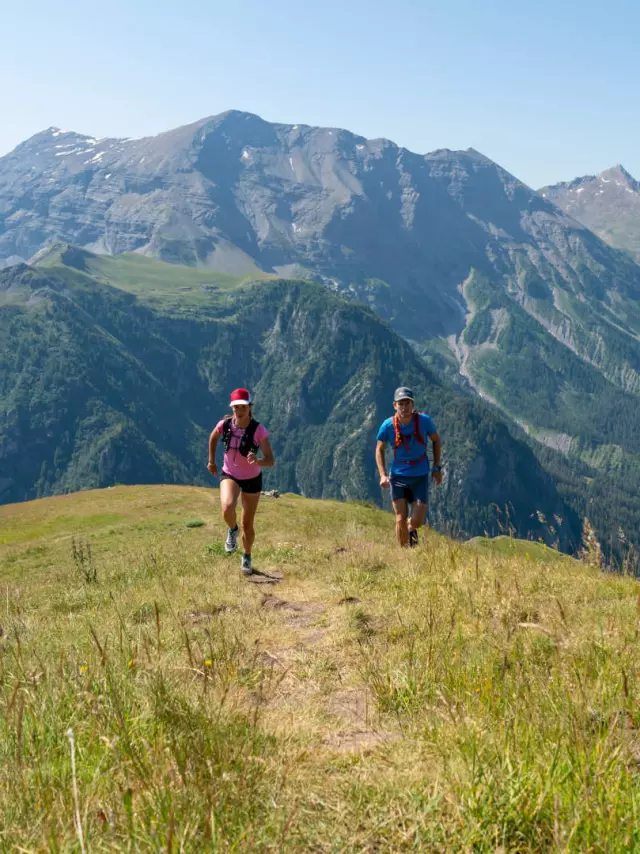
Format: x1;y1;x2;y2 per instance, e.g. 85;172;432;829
2;0;639;188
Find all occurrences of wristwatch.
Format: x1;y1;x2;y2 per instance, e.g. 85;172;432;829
432;466;442;472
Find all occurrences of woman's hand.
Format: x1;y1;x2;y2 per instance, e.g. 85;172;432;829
207;461;217;475
247;452;258;465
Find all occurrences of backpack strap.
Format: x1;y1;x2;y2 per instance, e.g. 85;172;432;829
239;419;261;456
221;416;234;452
392;415;404;449
413;412;426;447
222;417;261;457
391;413;427;466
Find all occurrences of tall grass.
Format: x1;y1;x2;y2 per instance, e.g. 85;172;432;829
1;485;639;851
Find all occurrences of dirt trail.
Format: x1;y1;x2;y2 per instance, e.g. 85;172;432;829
251;586;398;752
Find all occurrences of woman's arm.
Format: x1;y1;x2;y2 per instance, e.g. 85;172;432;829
208;429;220;474
248;438;275;468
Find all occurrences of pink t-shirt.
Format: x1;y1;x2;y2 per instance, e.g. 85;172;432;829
215;419;269;480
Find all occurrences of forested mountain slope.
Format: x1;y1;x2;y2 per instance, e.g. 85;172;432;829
1;247;581;546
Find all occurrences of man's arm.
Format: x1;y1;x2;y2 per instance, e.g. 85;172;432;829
429;432;442;484
376;440;390;488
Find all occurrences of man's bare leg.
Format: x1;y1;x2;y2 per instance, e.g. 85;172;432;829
392;499;409;547
408;502;428;535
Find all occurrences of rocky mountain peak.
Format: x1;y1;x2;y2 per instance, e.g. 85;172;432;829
598;164;638;190
2;110;640;332
540;164;638;195
540;164;640;261
13;126;97;155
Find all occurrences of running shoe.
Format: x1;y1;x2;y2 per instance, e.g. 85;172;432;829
408;529;419;548
241;553;253;575
225;525;239;554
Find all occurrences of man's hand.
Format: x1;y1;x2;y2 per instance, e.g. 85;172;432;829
431;469;442;485
207;461;217;476
380;475;390;489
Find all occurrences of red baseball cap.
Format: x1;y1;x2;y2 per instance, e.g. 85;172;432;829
229;387;251;406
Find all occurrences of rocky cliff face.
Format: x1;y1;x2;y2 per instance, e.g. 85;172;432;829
4;112;640;345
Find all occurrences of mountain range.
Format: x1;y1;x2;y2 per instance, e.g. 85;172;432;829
2;111;640;555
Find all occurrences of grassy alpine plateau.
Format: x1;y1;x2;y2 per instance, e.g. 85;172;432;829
1;485;639;852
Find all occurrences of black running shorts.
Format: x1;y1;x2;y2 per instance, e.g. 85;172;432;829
389;473;429;505
219;472;263;494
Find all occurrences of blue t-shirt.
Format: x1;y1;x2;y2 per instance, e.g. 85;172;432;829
377;413;437;478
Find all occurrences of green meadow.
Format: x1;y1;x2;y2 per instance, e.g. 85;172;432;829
36;246;272;314
1;485;639;852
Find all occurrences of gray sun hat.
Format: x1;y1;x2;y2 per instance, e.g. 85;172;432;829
393;386;415;402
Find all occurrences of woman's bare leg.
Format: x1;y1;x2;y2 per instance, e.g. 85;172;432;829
220;478;241;529
240;492;261;555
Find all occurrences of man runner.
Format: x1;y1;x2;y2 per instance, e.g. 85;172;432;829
375;387;442;547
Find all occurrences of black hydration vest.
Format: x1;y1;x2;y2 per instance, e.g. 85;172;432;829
221;417;261;457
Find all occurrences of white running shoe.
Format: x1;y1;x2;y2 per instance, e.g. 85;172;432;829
225;525;239;554
241;553;253;575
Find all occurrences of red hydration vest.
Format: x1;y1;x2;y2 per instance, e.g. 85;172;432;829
392;412;427;466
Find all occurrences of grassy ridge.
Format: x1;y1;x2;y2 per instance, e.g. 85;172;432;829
1;486;639;851
36;246;272;314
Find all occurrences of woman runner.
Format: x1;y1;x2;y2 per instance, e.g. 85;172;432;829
207;388;275;575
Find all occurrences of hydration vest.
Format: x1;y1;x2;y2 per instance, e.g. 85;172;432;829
221;417;261;457
392;412;427;466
